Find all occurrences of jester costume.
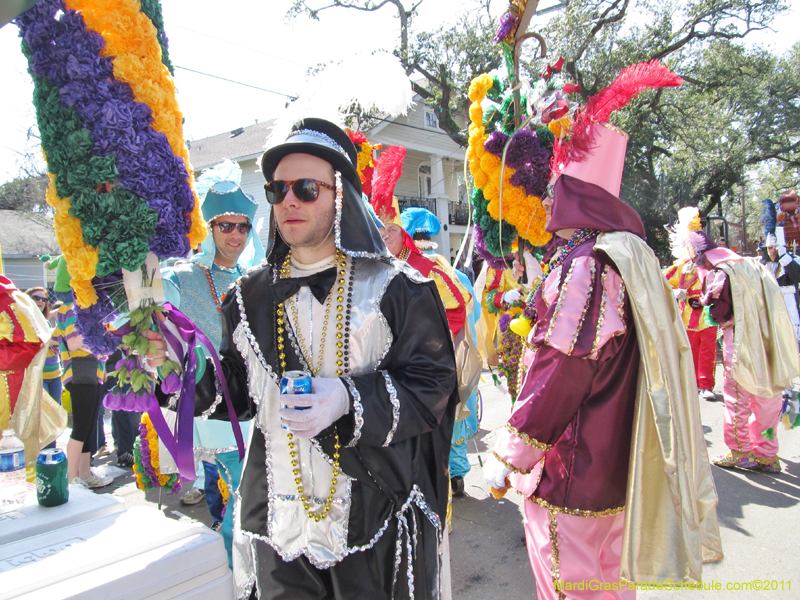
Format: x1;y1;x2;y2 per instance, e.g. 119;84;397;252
398;207;480;498
0;275;66;481
175;119;458;599
665;208;719;397
476;265;519;367
162;164;262;562
699;245;800;472
486;63;722;597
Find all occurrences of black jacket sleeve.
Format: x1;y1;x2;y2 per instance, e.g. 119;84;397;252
335;273;458;448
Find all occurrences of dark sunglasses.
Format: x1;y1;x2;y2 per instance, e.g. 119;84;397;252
213;221;252;234
546;183;555;199
264;179;335;205
31;295;47;302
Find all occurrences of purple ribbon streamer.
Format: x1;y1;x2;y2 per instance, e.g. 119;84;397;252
145;303;244;482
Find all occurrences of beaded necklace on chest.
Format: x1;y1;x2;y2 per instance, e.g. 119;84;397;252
521;228;599;329
275;249;352;522
514;228;598;386
205;263;244;312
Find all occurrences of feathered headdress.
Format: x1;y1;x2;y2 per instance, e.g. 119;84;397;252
552;61;683;174
669;206;709;260
370;145;406;224
346;130;382;198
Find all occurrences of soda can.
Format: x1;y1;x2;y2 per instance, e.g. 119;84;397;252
280;370;312;409
36;448;69;507
280;370;312;395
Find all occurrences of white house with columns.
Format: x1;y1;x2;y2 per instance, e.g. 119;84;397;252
187;101;468;262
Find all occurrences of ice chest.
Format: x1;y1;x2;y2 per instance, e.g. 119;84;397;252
0;506;232;600
0;486;124;547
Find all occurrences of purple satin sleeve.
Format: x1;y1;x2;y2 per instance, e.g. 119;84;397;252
509;345;596;445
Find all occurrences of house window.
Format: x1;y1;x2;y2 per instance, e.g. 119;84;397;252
424;107;439;130
418;164;432;198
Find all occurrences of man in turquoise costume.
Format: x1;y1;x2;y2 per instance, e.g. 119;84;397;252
162;161;263;560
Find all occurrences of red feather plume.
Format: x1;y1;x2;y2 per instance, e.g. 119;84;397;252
371;145;406;222
552;60;682;172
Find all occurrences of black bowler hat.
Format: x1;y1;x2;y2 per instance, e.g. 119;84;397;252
260;118;361;194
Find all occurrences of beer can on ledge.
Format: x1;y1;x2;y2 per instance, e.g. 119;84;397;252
36;448;69;507
280;370;312;396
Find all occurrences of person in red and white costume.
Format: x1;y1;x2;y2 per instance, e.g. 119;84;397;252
664;207;719;401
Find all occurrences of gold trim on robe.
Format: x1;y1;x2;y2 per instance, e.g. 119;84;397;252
595;232;723;584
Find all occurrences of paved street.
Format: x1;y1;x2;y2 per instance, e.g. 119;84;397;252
90;366;800;599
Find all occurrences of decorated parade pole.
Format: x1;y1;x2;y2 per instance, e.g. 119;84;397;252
467;0;585;401
13;0;243;493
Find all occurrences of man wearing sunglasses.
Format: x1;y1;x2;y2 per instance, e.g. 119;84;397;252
147;118;458;599
160;163;262;560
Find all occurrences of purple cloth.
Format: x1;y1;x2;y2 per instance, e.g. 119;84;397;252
549;174;646;240
508;241;641;512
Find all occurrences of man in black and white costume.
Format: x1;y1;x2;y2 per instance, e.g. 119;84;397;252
148;118;458;599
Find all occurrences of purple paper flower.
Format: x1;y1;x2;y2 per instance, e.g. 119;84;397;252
485;131;510;156
505;129;551;197
103;391;122;410
498;313;512;332
161;372;182;394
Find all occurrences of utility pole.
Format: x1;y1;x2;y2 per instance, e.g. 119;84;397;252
741;182;747;253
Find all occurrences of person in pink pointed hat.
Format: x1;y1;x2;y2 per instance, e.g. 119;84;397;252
483;61;723;597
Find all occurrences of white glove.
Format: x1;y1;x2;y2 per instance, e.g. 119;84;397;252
779;252;793;267
483;453;512;490
502;289;523;305
523;250;543;282
673;288;687;301
279;377;350;439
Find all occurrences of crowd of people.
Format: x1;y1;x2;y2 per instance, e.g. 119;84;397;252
3;116;799;600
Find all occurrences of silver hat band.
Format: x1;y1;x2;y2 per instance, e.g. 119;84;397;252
287;129;347;157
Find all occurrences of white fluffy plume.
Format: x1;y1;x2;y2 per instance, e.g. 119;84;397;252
265;52;413;151
669;206;707;260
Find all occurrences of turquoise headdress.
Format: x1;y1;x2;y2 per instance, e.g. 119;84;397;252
194;160;264;269
401;207;441;236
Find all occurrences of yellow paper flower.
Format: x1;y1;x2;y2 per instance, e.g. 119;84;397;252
66;0;204;250
47;176;99;307
549;116;571;138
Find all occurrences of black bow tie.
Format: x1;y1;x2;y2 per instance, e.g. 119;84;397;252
272;267;337;304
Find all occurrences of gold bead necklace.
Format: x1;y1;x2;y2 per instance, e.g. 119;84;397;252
276;249;345;521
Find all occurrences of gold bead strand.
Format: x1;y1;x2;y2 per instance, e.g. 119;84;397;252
276;250;342;521
334;249;347;376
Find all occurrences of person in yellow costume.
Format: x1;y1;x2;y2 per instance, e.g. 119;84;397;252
378;200;470;338
0;274;67;482
475;254;523;368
